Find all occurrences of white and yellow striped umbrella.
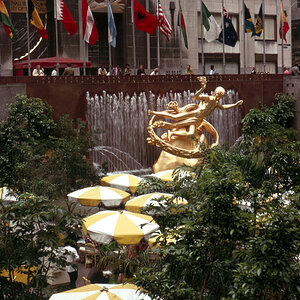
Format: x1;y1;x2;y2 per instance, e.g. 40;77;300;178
101;174;142;193
125;193;188;214
67;186;130;207
49;283;152;300
0;187;17;202
151;169;174;182
152;169;196;182
82;210;159;245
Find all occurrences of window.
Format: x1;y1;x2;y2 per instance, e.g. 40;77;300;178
255;15;276;41
198;13;239;39
297;0;300;8
255;54;277;74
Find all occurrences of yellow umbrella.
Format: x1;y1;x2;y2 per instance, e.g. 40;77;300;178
151;169;174;182
0;187;17;202
67;186;130;207
148;233;177;250
125;193;187;214
101;174;142;193
0;266;36;285
82;210;159;245
49;283;152;300
152;169;196;183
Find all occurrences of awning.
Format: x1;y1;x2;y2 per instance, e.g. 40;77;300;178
13;57;91;70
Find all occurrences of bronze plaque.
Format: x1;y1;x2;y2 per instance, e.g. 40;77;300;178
10;0;47;14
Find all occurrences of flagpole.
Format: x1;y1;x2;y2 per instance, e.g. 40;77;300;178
82;42;86;75
242;1;246;74
54;0;59;74
157;0;160;71
108;42;112;73
146;0;151;71
222;0;225;74
262;0;266;73
178;0;182;73
281;1;284;73
131;0;137;72
26;0;31;76
157;30;161;70
200;0;204;74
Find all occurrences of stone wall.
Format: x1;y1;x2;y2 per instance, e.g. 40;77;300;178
0;74;283;122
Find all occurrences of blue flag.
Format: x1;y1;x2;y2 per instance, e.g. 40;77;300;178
107;0;117;47
218;8;238;47
253;3;263;37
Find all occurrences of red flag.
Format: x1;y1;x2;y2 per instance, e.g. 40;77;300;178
56;0;77;36
134;0;158;35
82;0;98;45
28;0;48;39
279;1;289;43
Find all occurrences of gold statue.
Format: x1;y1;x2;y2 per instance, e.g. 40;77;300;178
147;77;243;173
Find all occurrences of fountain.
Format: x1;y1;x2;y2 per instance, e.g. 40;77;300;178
86;78;243;173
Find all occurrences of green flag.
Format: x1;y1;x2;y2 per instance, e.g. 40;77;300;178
178;6;188;49
202;1;221;42
0;0;16;41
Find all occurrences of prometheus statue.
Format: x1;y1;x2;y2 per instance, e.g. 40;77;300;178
147;76;243;173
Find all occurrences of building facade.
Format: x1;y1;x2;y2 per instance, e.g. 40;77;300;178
291;0;300;64
0;0;293;75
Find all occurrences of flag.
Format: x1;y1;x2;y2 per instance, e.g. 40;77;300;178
178;6;188;48
55;0;77;36
107;0;117;47
202;1;221;42
217;8;238;47
157;0;172;41
134;0;158;35
28;0;48;39
82;0;98;45
279;0;289;43
253;3;263;37
244;3;255;34
0;0;16;41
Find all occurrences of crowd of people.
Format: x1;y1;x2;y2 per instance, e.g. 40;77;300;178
31;62;300;77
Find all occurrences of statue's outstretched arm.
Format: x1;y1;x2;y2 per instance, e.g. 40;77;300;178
192;77;207;100
218;100;243;110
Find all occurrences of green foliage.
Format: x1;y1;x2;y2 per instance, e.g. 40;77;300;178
231;196;300;300
0;95;98;199
238;93;300;188
135;176;171;195
0;193;81;299
133;149;252;300
35;116;99;200
131;94;299;300
271;93;295;128
242;93;295;137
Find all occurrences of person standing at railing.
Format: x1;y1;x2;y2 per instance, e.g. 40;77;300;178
185;64;194;74
123;64;131;76
32;65;44;76
137;64;146;75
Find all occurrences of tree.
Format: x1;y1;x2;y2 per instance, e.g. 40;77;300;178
131;94;300;300
0;95;98;200
0;194;81;299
